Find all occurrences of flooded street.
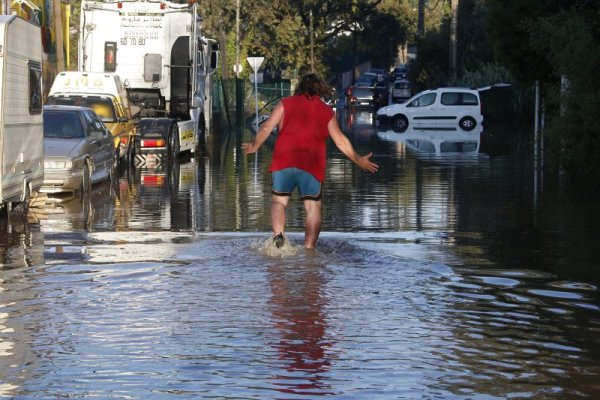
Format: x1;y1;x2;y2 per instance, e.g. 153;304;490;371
1;110;600;398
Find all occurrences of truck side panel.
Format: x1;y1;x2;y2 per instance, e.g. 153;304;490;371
0;16;44;204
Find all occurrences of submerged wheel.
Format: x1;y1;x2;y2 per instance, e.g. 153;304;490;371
79;161;91;198
168;124;180;161
459;116;477;131
127;139;137;169
391;114;408;133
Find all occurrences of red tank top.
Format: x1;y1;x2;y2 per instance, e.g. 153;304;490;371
268;95;334;182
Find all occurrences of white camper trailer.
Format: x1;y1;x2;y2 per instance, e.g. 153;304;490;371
0;15;44;213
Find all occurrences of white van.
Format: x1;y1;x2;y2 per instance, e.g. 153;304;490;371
391;79;411;103
376;87;483;132
0;16;44;213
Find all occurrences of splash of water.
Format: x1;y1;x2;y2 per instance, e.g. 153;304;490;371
255;235;300;257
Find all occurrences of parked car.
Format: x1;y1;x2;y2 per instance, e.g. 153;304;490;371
393;65;408;80
391;78;412;103
348;83;388;109
46;71;137;164
356;72;378;87
348;86;375;108
41;105;116;196
376;87;483;132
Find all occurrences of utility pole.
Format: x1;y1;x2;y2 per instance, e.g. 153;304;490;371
449;0;458;77
235;0;240;78
417;0;425;38
309;9;314;72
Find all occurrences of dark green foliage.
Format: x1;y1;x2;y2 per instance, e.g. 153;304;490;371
530;10;600;186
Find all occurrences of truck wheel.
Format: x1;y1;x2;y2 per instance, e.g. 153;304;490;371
198;114;206;142
168;124;180;161
127;140;136;169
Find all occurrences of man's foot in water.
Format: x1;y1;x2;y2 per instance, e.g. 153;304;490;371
273;232;285;248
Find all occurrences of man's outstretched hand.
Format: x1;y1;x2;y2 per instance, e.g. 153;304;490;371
357;152;379;173
241;142;257;155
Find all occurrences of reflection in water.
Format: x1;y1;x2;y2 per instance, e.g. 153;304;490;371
267;259;333;396
377;125;482;157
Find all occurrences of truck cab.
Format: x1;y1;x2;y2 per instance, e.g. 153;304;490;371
46;71;137;164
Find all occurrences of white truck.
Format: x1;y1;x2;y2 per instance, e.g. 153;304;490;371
78;0;219;164
0;15;44;214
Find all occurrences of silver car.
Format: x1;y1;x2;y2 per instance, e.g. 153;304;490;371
41;105;116;195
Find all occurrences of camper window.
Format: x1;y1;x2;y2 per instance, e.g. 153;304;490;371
28;61;42;115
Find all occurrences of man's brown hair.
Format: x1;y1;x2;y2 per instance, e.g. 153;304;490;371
294;73;331;98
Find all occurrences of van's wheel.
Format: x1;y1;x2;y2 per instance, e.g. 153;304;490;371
391;115;408;133
459;116;476;131
168;124;180;161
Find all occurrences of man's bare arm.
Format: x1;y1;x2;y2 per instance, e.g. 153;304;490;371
242;102;284;155
328;117;379;173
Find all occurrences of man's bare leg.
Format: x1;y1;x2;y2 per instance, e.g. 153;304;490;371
303;199;322;249
271;195;289;236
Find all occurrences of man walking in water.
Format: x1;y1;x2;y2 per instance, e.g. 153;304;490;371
242;73;379;249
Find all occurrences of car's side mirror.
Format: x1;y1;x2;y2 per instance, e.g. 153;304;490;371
90;131;104;140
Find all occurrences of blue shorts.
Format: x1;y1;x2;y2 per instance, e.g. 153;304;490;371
272;168;322;201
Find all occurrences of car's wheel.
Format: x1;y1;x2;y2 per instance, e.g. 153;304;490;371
79;161;92;198
391;115;409;133
459;116;477;131
168;124;180;161
108;150;118;186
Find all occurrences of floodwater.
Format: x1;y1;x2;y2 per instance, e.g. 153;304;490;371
1;109;600;398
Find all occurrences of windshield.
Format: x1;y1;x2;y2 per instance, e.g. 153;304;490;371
353;88;374;97
44;111;85;139
46;96;116;122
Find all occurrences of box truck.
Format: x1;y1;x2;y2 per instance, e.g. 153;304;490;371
79;0;219;163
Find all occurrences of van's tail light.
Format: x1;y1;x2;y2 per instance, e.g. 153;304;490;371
140;139;166;148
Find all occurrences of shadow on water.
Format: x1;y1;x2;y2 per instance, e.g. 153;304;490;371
1;108;600;397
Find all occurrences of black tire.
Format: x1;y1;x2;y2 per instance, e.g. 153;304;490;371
10;184;30;216
167;157;181;194
391;115;409;133
459;116;477;131
108;150;119;195
112;148;119;176
127;139;137;169
79;161;92;198
197;114;206;146
168;124;180;161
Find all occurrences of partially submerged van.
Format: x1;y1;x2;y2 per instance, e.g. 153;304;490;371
46;71;137;163
0;15;44;213
376;87;483;132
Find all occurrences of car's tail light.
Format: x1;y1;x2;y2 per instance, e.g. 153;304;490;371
140;139;166;148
